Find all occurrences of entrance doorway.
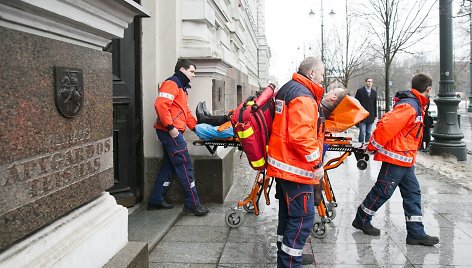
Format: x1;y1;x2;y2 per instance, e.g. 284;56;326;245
106;19;143;207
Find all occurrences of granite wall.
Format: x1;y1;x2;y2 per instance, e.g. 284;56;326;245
0;27;113;251
143;149;235;205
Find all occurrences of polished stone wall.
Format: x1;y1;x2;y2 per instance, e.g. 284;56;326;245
0;27;113;251
143;149;235;205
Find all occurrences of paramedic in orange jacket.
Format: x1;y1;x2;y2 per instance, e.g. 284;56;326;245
267;57;325;267
352;73;439;246
148;59;209;216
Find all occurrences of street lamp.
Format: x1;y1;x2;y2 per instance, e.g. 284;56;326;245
297;44;313;59
309;0;335;92
430;0;467;161
457;0;472;112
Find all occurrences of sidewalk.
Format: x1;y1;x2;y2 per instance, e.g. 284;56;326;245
415;111;472;190
137;112;472;267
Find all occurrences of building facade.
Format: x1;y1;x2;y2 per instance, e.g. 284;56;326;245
141;0;271;206
0;0;270;266
0;0;149;267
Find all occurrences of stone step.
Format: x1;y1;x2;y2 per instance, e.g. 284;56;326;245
104;241;148;268
127;204;183;251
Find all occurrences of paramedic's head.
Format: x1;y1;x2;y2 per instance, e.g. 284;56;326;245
321;88;347;118
175;59;197;81
298;57;324;86
411;73;432;98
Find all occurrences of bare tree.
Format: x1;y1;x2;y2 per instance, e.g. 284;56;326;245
362;0;437;110
324;0;371;90
454;1;471;94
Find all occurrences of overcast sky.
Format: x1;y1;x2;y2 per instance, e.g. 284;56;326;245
264;0;467;84
265;0;346;82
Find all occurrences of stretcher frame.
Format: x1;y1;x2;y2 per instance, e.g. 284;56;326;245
193;139;273;228
311;134;369;238
193;136;369;232
193;139;242;155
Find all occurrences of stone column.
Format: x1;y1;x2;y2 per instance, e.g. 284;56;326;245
0;0;149;267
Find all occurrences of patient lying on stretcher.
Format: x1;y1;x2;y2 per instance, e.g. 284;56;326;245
194;88;368;140
194;102;234;140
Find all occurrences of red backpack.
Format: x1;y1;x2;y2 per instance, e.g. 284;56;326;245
230;84;276;170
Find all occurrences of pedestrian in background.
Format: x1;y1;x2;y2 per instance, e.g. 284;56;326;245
267;57;325;267
148;59;209;216
355;78;377;143
352;73;439;246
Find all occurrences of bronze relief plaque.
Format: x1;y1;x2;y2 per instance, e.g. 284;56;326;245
54;66;84;118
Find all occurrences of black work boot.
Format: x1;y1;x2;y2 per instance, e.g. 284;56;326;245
196;102;207;123
183;204;209;216
352;219;381;236
201;101;212;116
201;115;229;126
406;234;439;246
196;101;229;125
301;253;314;265
147;201;174;210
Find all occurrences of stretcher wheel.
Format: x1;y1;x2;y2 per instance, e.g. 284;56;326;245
243;199;255;213
326;204;337;220
312;222;330;239
225;209;243;228
357;159;368;170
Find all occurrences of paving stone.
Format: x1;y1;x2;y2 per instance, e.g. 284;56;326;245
149;242;225;264
147;125;472;266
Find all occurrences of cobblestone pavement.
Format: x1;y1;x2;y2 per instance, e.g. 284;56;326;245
149;112;472;267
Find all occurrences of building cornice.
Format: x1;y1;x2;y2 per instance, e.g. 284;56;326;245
0;0;149;50
192;58;232;79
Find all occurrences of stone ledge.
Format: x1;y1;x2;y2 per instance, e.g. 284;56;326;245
104;241;149;268
143;147;235;206
0;0;149;49
128;205;183;251
0;193;127;268
166;148;235;204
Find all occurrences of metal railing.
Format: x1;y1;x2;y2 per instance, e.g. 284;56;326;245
377;96;388;118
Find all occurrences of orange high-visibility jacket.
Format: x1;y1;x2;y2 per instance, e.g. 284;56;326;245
367;89;429;167
267;73;324;185
154;73;197;132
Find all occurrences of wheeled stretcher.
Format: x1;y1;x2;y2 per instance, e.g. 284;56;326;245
192;135;369;230
311;135;369;238
193;138;273;228
192;95;371;230
310;95;370;238
193;138;242;155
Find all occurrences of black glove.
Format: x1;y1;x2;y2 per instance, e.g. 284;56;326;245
274;179;281;199
314;184;322;206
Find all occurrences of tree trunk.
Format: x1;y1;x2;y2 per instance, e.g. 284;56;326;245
385;61;391;111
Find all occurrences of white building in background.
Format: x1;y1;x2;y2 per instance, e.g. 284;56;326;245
0;0;270;265
141;0;271;204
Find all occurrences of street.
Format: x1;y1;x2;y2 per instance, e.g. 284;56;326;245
145;114;472;267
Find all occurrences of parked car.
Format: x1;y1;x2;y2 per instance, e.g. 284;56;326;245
428;101;438;121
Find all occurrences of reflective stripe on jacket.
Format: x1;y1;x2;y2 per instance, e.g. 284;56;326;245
267;73;324;184
154;74;197;132
367;89;429;167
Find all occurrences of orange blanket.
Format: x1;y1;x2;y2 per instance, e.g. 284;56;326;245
325;96;369;133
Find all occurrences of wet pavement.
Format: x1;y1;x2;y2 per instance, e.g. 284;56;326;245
458;111;471;153
147;113;472;267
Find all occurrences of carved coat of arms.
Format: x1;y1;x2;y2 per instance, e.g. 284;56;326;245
54;66;84;118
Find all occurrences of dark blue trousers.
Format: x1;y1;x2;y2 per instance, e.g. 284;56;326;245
276;179;315;268
149;130;201;209
355;162;426;238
